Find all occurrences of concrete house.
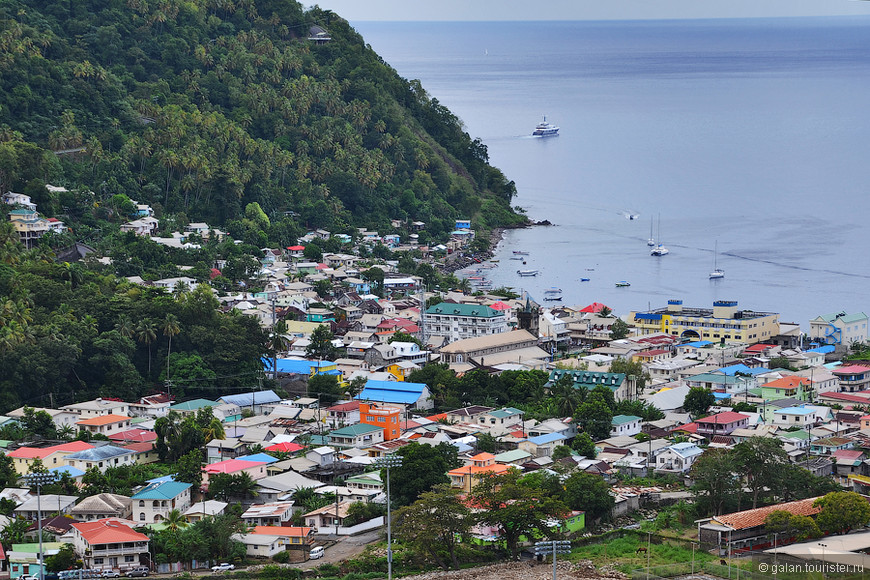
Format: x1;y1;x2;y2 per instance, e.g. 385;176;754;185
131;481;192;524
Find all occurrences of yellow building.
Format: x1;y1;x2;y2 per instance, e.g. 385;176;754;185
6;441;95;474
631;300;779;345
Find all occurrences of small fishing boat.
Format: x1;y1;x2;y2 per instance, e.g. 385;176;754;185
615;280;631;287
512;250;529;255
580;277;590;282
543;287;563;301
517;269;539;277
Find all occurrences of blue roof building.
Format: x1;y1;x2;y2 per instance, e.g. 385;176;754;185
236;453;278;464
132;481;193;524
132;481;192;501
356;380;432;410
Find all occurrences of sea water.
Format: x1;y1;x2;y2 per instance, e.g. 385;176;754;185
355;18;870;327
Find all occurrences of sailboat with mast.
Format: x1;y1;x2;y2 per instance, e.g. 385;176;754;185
650;214;669;256
710;241;724;279
647;217;655;247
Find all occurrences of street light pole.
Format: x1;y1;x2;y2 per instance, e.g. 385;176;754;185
26;472;57;580
376;455;403;580
534;540;570;580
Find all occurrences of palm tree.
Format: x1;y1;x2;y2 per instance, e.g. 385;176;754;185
164;508;189;532
203;417;226;443
57;424;75;441
161;314;181;383
115;315;135;340
136;320;157;376
266;320;291;378
549;374;583;417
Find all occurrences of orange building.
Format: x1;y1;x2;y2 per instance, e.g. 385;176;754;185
447;452;510;493
359;403;401;441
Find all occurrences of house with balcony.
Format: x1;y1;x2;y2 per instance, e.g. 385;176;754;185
130;481;192;524
62;398;131;418
832;365;870;393
75;415;133;436
759;377;813;402
241;502;296;527
71;519;150;571
695;412;749;438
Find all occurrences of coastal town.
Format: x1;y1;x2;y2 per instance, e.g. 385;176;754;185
4;193;870;579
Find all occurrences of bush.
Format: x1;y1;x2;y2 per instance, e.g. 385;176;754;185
271;551;290;563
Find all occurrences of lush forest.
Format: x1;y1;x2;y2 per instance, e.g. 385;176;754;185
0;227;268;411
0;0;531;412
0;0;525;241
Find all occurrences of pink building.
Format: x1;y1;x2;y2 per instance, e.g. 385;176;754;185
201;459;268;490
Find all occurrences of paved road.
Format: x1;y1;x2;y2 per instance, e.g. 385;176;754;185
298;529;381;569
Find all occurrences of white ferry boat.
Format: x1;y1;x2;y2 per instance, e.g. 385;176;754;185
532;116;559;137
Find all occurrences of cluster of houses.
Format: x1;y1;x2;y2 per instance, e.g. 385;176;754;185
3;190;68;248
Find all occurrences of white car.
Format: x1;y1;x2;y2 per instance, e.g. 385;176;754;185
309;546;325;560
211;564;235;573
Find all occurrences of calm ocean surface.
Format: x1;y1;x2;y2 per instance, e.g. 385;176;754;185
354;18;870;328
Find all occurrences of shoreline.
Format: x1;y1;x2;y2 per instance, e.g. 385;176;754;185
438;221;551;275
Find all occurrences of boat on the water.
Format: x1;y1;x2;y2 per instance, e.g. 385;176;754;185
510;256;524;260
580;277;590;282
650;214;669;256
512;250;529;255
647;217;655;247
543;287;563;301
517;269;539;277
532;116;559;137
615;280;631;287
710;240;724;279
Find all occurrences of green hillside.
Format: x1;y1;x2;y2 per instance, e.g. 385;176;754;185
0;0;524;241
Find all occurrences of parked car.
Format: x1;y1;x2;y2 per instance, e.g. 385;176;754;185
102;572;120;578
211;564;235;573
309;546;325;560
125;568;149;578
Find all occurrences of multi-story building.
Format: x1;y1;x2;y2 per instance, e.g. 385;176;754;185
832;365;870;393
425;303;508;341
359;403;401;441
71;519;150;571
130;481;192;524
809;311;869;346
75;414;133;436
631;300;779;345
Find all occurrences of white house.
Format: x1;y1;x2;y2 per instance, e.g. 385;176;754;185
610;415;642;437
655;442;704;474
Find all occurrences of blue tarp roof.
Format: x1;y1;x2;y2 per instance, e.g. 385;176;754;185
717;364;768;376
806;345;836;354
271;359;339;375
527;433;566;445
684;341;713;348
219;389;281;406
50;465;85;478
236;453;278;464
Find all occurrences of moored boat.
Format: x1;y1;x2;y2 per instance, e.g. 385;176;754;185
580;277;590;282
517;269;539;277
543;287;563;301
615;280;630;287
512;250;529;255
